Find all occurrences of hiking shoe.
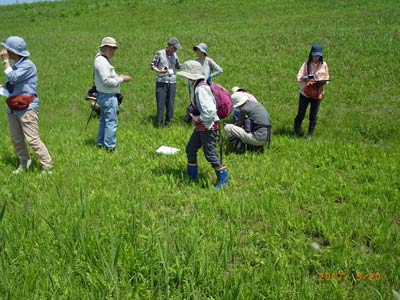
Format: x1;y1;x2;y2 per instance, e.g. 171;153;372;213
12;159;32;174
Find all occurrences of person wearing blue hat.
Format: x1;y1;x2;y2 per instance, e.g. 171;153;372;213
1;36;53;174
151;37;182;127
294;44;330;139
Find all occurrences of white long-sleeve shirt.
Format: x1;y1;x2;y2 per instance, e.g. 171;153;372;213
94;53;122;94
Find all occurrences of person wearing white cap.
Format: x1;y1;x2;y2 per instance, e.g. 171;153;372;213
177;60;228;190
0;36;53;174
94;37;131;152
224;92;272;153
151;37;182;127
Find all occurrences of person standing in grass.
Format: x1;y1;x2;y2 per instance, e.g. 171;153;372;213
0;36;52;174
151;37;182;127
193;42;223;82
224;92;271;154
177;60;228;190
94;37;131;152
294;44;329;139
183;43;223;123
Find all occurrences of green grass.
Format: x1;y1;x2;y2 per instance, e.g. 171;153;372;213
0;0;399;299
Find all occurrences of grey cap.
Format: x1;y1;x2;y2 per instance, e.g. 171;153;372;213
168;37;182;49
1;36;30;57
193;42;208;55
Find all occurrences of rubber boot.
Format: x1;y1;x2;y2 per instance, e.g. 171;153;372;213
308;121;316;140
214;165;228;190
293;119;301;137
187;163;198;180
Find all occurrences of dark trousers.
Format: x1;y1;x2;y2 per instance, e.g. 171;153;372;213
294;93;321;131
186;130;221;169
156;82;176;126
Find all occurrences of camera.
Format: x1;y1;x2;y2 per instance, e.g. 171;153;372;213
183;103;199;123
5;81;14;93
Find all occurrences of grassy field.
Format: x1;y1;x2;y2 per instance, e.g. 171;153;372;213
0;0;399;299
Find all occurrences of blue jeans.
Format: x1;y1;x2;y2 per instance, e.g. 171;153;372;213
96;92;118;149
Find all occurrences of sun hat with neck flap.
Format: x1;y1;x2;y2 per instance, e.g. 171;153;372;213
177;60;205;80
1;36;30;57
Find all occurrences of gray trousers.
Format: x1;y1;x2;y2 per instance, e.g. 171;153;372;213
156;82;176;126
186;129;221;169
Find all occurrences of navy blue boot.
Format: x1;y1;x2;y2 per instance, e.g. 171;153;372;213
214;165;228;190
187;163;198;181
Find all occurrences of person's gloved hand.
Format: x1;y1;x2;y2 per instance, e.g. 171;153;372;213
190;114;200;122
207;75;212;83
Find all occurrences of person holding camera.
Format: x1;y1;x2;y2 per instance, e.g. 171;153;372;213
177;60;228;190
94;37;131;152
294;44;329;139
183;43;223;123
1;36;53;174
224;92;272;154
151;37;182;127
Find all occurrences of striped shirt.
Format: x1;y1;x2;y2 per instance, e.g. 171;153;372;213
151;49;181;83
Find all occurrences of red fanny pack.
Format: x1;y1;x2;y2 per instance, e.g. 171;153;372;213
6;95;35;111
304;81;323;100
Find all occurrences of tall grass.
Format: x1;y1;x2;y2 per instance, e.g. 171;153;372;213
0;0;399;299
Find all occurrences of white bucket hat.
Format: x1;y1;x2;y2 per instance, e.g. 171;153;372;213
177;60;205;80
100;37;118;48
1;36;30;57
193;43;208;55
231;92;248;108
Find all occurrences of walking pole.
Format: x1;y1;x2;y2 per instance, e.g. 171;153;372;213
219;126;223;164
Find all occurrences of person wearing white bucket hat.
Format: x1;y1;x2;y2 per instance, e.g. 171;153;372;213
94;36;131;152
224;92;272;154
151;37;182;127
230;86;258;122
177;60;228;190
1;36;53;174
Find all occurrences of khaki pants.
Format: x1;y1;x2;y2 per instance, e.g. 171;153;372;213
224;124;267;146
8;109;52;170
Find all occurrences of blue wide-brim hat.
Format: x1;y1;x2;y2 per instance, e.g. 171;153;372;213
1;36;30;57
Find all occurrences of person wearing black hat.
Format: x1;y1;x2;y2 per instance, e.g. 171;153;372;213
151;37;182;127
294;44;329;139
1;36;53;174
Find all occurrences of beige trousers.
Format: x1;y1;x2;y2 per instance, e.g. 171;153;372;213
8;109;52;170
224;124;267;146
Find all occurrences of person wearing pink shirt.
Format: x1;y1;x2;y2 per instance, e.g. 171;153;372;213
294;44;329;139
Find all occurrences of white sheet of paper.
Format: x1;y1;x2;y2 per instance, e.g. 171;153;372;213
156;146;180;155
0;85;9;97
